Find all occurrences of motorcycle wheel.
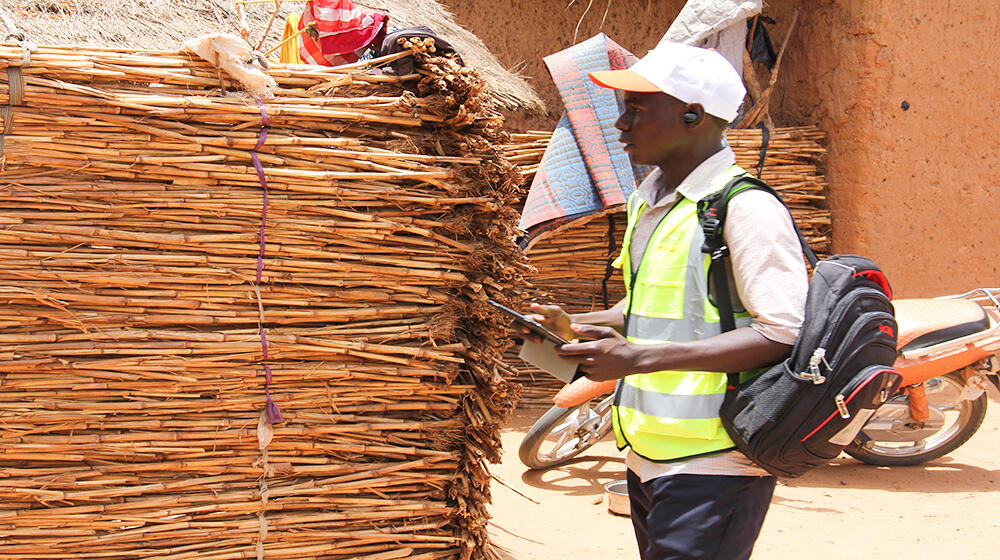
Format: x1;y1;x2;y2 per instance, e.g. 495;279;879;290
844;372;988;466
518;395;615;470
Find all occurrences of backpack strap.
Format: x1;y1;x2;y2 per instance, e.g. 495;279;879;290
696;175;818;333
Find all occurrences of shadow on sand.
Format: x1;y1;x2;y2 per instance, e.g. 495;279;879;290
518;454;626;497
502;405;999;496
781;455;999;493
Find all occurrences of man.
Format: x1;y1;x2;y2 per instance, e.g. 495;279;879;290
527;42;808;559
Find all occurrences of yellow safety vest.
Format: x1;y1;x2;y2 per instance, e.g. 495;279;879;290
611;164;751;462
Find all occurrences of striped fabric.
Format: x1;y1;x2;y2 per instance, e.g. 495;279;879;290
519;33;651;242
298;0;387;66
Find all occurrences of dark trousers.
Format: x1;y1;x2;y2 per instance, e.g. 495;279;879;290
626;470;776;560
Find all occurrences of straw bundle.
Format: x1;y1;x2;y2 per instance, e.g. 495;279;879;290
501;126;832;404
2;0;545;114
0;40;527;560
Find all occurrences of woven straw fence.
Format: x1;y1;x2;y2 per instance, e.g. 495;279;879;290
0;40;527;560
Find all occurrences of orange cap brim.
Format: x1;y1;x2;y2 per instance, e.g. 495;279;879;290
588;69;661;92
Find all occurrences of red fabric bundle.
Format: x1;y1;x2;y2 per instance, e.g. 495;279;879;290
298;0;388;66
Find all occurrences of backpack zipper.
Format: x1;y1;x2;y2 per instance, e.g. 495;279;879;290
790;310;895;385
814;287;892;351
793;286;889;367
800;365;898;441
825;310;897;371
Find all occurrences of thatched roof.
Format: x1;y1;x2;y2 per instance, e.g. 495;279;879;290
1;0;544;113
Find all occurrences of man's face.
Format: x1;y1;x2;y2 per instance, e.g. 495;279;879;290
615;91;689;168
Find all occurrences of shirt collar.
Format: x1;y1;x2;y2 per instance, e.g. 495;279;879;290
636;145;737;208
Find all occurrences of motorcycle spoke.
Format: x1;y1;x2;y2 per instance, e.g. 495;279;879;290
551;428;578;448
541;409;590;461
524;396;616;468
934;403;961;412
855;373;986;463
924;378;962;405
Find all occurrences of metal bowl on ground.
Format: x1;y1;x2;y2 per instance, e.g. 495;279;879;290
604;480;629;516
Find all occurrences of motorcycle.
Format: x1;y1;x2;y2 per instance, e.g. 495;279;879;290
519;289;1000;470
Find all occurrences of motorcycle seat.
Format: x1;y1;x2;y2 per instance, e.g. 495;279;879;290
895;298;990;352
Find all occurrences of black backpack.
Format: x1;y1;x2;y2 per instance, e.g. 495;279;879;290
698;176;903;478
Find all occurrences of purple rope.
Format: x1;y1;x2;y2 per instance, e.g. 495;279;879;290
264;364;283;424
252;99;284;425
251;151;268;285
253;99;270;284
259;326;269;360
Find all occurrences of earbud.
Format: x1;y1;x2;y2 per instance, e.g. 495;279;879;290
683;111;699;124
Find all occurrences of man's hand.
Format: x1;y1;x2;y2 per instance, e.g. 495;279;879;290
518;303;575;343
555;323;645;381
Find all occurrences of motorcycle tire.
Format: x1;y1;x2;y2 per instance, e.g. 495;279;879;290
845;372;988;466
518;395;614;470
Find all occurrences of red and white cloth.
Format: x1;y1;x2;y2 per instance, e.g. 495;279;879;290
298;0;388;66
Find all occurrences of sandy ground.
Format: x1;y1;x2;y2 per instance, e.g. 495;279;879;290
488;396;1000;559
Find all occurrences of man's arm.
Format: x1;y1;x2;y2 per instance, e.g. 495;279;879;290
556;324;790;381
559;188;807;381
568;298;626;329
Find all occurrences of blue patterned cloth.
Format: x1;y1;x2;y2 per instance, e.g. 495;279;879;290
519;34;651;242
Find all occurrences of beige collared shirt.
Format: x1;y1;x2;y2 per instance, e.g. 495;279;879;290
624;145;808;479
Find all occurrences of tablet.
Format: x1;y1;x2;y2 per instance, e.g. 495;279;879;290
487;299;570;345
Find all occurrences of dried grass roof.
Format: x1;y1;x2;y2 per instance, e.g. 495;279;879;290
1;0;544;113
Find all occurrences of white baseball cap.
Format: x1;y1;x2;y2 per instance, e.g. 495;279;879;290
589;42;746;122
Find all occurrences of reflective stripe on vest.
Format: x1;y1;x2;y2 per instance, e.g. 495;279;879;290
617;384;725;419
610;165;750;462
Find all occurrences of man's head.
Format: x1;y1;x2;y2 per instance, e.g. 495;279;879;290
588;43;745;169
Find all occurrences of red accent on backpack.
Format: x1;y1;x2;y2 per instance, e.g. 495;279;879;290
854;270;893;299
